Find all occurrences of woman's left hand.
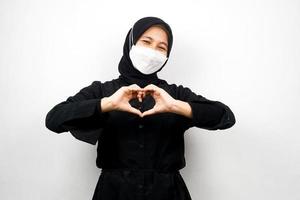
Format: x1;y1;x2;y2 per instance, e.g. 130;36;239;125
141;84;177;117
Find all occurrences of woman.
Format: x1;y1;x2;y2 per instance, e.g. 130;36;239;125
45;16;236;200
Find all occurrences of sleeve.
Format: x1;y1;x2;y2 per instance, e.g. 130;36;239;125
45;81;109;145
176;85;236;131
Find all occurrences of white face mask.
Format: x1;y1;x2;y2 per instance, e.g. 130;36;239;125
129;44;168;75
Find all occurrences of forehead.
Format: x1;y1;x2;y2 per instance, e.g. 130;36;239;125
139;26;168;45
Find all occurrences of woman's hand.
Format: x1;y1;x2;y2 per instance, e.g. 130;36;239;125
141;84;177;117
100;83;190;118
101;84;145;117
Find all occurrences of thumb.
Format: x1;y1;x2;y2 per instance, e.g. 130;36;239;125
128;106;143;117
142;108;156;118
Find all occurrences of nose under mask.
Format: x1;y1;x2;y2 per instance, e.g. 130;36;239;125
129;44;168;75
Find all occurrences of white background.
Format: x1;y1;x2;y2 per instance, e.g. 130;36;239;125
0;0;299;199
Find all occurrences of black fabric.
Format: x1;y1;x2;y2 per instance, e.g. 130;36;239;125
45;16;236;200
118;16;173;88
45;80;236;200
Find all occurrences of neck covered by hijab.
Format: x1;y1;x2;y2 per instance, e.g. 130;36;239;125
118;16;173;88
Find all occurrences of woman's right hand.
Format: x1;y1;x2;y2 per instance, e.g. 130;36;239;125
100;84;145;117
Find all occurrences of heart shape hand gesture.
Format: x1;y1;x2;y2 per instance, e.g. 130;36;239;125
103;84;177;117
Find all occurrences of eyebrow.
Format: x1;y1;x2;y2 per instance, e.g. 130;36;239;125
142;36;168;48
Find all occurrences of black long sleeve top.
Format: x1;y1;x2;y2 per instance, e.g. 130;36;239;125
45;78;236;200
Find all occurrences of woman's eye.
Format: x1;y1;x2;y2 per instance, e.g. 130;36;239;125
143;40;150;44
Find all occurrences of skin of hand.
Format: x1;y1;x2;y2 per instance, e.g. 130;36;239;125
101;84;145;117
141;85;193;118
140;84;177;117
101;83;192;118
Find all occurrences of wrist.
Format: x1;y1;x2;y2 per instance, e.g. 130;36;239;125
169;99;193;118
101;97;115;113
169;99;180;113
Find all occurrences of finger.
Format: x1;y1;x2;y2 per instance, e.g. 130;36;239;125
129;85;143;99
123;103;142;117
129;84;142;92
131;90;139;99
145;90;155;97
128;84;141;89
136;93;141;102
126;88;138;99
141;88;154;95
143;85;157;96
129;107;143;117
141;91;146;99
137;91;144;101
125;84;139;93
143;84;158;91
142;108;156;118
123;87;132;95
137;92;143;102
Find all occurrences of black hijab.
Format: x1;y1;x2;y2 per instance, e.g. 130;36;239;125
118;16;173;88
